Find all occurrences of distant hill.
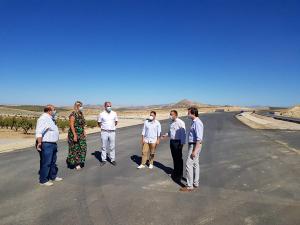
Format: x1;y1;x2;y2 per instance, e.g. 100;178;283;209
171;99;211;108
0;105;69;113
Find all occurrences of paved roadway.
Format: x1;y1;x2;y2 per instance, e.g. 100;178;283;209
0;112;300;225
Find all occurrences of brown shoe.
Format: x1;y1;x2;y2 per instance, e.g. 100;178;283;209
179;187;193;192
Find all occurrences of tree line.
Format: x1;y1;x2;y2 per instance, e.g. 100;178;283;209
0;116;98;134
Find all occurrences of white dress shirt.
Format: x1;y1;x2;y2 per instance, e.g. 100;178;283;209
97;110;118;131
142;119;161;143
168;118;186;144
35;113;59;142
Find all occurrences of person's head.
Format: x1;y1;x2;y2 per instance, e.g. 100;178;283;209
188;107;198;120
74;101;83;112
169;110;178;121
104;101;112;113
44;104;56;119
149;111;156;121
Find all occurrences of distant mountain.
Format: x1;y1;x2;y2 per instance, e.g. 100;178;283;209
172;99;210;108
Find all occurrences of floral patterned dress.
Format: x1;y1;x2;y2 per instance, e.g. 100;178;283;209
67;111;87;166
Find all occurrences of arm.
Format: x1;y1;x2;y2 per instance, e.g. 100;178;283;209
156;123;161;145
35;118;49;151
97;114;102;128
191;123;203;158
141;122;146;144
69;116;78;142
115;113;118;126
180;121;186;145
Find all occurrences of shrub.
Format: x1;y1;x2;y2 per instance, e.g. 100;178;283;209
86;120;98;128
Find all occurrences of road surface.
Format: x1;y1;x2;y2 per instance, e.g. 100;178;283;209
0;112;300;225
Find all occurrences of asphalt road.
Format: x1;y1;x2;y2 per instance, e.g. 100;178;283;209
0;112;300;225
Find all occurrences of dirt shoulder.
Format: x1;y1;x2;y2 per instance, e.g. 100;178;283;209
236;112;300;130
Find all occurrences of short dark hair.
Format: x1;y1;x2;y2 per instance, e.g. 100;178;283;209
104;101;111;107
44;104;54;113
150;111;156;116
170;110;178;116
188;107;198;117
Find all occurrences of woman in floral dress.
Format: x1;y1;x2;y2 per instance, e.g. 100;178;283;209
67;101;87;170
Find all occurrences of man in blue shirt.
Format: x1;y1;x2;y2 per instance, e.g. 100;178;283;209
180;107;204;192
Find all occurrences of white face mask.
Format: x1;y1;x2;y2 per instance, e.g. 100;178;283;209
106;107;112;112
79;106;83;111
169;115;175;121
149;115;154;121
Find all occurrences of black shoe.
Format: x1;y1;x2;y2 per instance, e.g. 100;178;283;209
100;161;106;166
111;161;117;166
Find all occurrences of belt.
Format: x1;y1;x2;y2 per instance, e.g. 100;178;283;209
170;139;181;142
188;142;196;145
42;142;57;145
101;129;116;132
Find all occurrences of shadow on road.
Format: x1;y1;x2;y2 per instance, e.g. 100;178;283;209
130;155;185;187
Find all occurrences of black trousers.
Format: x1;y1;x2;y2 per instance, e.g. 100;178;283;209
170;140;183;179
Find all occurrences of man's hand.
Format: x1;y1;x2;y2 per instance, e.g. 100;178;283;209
190;151;196;159
141;138;146;145
156;139;160;145
36;142;42;151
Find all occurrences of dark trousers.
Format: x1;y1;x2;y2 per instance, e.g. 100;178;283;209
170;140;183;179
39;142;58;184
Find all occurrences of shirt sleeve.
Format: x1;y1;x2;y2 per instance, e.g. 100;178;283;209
141;121;146;136
157;122;161;137
35;118;49;139
115;112;118;122
195;122;203;142
97;113;102;123
180;121;186;144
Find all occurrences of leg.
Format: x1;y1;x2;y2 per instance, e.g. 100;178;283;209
79;138;87;166
178;143;184;178
109;132;116;162
141;143;150;165
148;143;156;165
49;144;58;180
101;132;109;162
170;141;178;177
39;143;54;184
193;145;201;187
185;144;194;188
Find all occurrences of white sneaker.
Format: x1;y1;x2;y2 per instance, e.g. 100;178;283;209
137;164;146;169
149;164;154;169
53;177;63;182
40;181;54;186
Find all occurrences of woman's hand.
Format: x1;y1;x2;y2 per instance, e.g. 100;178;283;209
73;134;78;142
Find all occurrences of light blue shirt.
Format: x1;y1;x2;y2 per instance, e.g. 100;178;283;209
142;119;161;143
188;117;203;143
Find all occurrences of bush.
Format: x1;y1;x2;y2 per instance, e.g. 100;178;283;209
57;119;69;132
20;118;34;134
86;120;98;128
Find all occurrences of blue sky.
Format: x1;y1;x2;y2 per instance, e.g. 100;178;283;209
0;0;299;107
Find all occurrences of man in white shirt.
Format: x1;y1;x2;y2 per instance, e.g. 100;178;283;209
35;104;63;186
98;101;118;166
162;110;186;181
137;111;161;169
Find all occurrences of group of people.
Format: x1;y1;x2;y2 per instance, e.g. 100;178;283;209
35;101;204;192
